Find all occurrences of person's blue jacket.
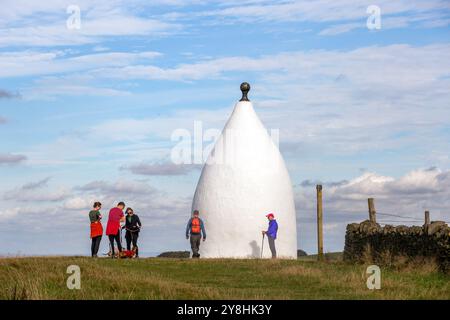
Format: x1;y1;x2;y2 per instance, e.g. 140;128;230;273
186;217;206;239
267;219;278;239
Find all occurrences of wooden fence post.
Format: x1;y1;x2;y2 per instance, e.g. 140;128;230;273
424;210;430;225
368;198;376;223
316;185;323;261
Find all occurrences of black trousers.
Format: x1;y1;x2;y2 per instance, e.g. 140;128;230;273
108;231;122;256
190;234;201;258
125;231;139;256
91;235;102;257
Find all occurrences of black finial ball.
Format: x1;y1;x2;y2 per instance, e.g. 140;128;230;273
240;82;250;101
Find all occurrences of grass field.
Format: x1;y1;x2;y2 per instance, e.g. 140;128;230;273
0;254;448;300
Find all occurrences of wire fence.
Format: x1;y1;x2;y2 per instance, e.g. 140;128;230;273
376;212;424;225
313;209;449;225
379;212;449;224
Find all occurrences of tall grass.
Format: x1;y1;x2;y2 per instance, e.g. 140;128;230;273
0;256;448;300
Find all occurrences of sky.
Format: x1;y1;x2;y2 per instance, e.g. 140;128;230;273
0;0;449;256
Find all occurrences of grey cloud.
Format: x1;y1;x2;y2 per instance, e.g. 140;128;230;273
22;177;51;190
0;153;27;165
77;180;157;196
437;171;450;183
121;162;200;176
0;89;21;99
299;179;349;188
0;116;7;124
2;177;67;202
3;189;68;202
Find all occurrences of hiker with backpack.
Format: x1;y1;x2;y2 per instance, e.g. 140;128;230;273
262;213;278;258
106;201;126;258
89;201;103;258
123;207;142;258
185;210;206;258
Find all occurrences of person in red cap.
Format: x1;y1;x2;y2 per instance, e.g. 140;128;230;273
262;213;278;258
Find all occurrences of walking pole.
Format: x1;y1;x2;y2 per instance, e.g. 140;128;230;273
260;233;265;258
130;231;136;256
120;226;123;249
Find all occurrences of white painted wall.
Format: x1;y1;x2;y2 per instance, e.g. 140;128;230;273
192;100;297;258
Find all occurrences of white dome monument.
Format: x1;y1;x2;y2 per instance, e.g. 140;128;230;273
192;83;297;258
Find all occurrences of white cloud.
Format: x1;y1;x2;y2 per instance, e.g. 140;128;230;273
92;45;110;52
0;0;448;50
2;177;70;203
2;166;449;255
297;167;450;223
200;0;450;35
0;50;162;78
0;207;20;218
3;186;69;202
11;42;449;205
91;44;450;154
297;167;450;252
88;107;230;142
63;197;94;210
85;43;450;89
0;1;182;47
318;22;362;35
26;82;131;99
2;43;449;108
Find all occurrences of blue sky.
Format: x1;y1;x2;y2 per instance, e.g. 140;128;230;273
0;0;449;256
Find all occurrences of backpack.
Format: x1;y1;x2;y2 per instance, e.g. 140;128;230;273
191;217;201;233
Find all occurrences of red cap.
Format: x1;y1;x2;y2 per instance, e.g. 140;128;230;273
266;213;275;218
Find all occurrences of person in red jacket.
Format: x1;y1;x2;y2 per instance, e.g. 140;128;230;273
88;201;103;258
106;201;125;258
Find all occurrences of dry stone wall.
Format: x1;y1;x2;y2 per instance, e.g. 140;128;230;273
344;220;449;273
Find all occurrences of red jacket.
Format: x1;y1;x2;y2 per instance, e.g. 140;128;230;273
106;207;124;236
90;221;103;238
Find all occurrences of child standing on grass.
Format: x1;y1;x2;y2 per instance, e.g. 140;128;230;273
89;202;103;258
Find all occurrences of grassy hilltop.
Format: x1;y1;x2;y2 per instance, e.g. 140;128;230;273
0;255;448;300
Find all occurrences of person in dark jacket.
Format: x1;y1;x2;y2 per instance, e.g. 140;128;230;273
185;210;206;258
124;207;142;258
262;213;278;258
